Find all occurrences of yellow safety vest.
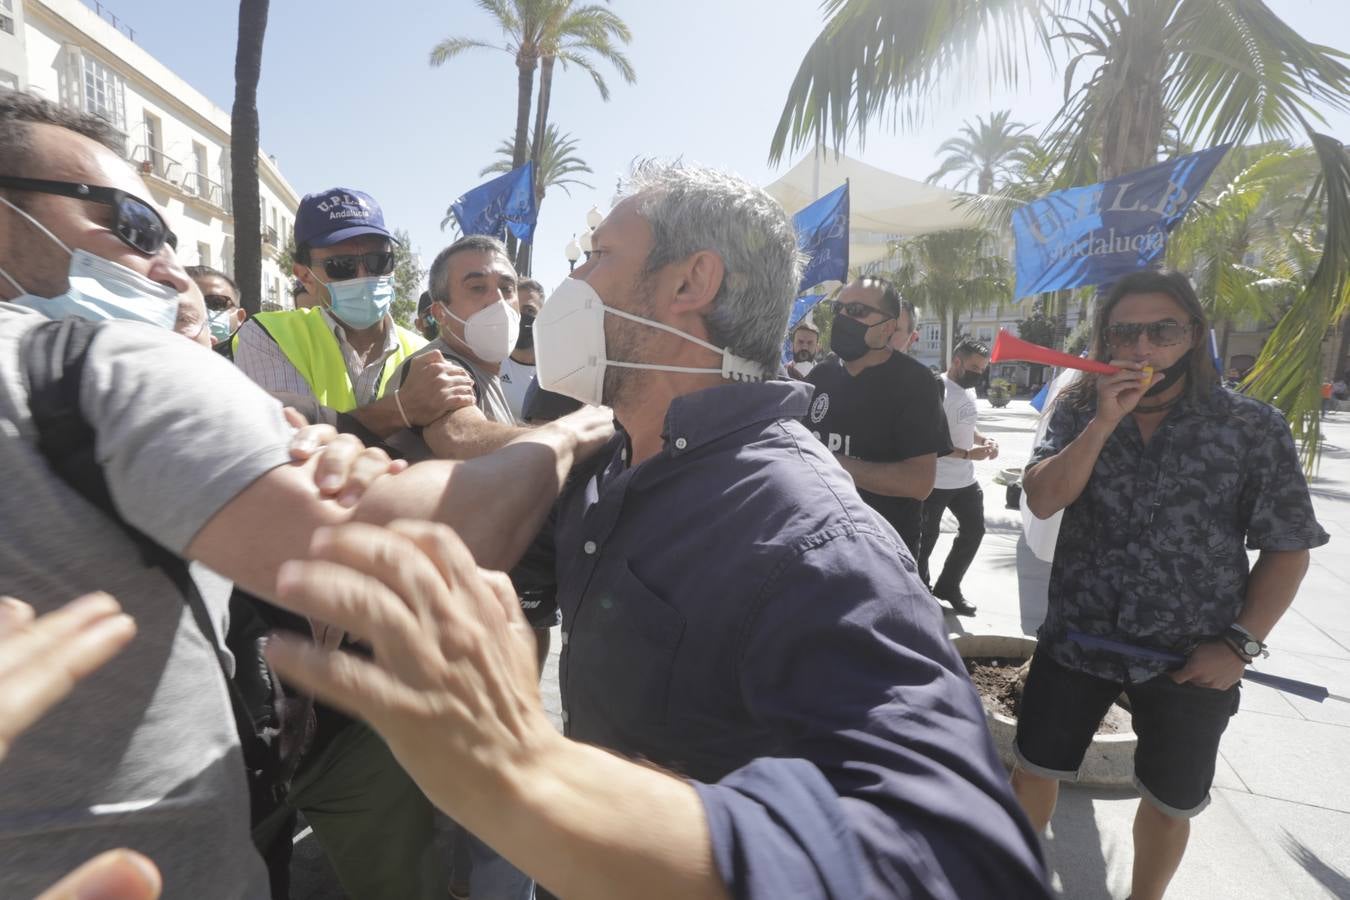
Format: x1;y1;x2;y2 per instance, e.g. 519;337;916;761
235;307;425;413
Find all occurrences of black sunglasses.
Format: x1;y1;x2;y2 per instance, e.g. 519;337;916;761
0;175;178;256
830;299;895;322
203;293;237;311
1104;319;1195;350
317;250;396;281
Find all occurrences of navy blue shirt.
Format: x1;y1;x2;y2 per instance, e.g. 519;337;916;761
514;381;1048;899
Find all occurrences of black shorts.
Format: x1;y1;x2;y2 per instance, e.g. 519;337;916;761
1014;646;1240;817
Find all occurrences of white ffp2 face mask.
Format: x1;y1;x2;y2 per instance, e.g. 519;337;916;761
0;196;180;330
440;298;520;364
533;277;766;407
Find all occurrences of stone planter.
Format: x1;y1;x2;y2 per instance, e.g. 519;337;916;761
953;633;1136;787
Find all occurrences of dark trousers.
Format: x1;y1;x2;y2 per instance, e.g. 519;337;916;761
918;482;985;593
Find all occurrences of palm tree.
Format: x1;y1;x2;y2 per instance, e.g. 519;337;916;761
528;3;634;190
884;229;1012;364
927;111;1035;194
522;2;632;275
441;124;594;232
1168;142;1320;363
771;0;1350;462
430;0;553;262
430;1;633;274
230;0;269;315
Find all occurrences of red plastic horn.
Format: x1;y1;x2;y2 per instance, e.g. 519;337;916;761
989;329;1119;375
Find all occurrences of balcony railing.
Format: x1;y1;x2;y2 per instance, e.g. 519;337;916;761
128;145;232;214
129;144;180;183
180;170;232;214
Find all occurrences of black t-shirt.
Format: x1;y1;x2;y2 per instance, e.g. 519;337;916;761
804;353;952;550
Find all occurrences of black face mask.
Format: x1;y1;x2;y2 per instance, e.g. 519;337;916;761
421;319;438;341
515;312;536;351
954;367;984;390
830;314;882;362
793;348;815;363
1144;349;1192;396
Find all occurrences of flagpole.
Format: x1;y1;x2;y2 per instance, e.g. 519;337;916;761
812;136;822;201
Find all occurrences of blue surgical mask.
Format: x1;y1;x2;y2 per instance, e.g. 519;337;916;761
313;270;394;330
208;308;237;342
0;196;180;330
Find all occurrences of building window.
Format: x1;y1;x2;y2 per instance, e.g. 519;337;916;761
1;0;13;35
190;142;208;195
921;323;941;354
0;70;17;91
80;55;126;131
197;242;211;268
976;326;995;344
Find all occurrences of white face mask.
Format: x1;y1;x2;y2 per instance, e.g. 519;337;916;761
440;298;520;365
534;277;766;407
0;197;179;330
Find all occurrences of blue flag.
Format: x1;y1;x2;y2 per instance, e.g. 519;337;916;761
1012;146;1229;297
1029;382;1050;413
794;183;849;291
782;294;827;364
450;162;538;243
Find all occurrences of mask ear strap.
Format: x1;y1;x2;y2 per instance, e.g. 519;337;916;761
0;194;74;256
0;264;24;295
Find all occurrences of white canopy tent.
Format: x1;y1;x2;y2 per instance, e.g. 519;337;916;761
765;151;988;272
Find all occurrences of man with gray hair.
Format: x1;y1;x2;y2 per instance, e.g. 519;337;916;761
262;162;1050;899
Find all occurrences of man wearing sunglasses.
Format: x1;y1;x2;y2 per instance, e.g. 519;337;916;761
1014;269;1327;900
0;90;615;898
232;187;470;443
804;277;952;559
186;265;246;356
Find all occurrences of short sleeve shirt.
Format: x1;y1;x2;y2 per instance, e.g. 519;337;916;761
805;353;952;548
1027;386;1330;682
935;374;978;489
0;304;287;897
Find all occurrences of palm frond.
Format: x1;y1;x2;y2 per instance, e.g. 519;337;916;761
428;37;500;67
768;0;1050;164
1244;133;1350;471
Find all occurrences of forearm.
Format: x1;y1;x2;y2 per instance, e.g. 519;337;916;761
349;393;409;439
423;410;534;460
1237;550;1311;641
464;732;728;900
836;454;936;500
355;421;576;570
1022;417;1114;518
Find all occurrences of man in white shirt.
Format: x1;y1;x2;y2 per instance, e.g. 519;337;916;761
499;278;543;420
918;339;998;616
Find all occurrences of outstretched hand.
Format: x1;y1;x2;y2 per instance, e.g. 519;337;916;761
263;521;557;820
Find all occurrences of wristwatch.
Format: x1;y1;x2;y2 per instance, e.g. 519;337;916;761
1224;624;1268;662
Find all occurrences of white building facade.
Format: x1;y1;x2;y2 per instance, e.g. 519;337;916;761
0;0;299;308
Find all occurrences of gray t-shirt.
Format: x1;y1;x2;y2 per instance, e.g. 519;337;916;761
0;304;288;897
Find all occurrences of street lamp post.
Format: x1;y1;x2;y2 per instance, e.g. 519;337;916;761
565;235;581;273
586;205;604;230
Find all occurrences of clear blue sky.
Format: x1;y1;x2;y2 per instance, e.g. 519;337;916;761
102;0;1349;291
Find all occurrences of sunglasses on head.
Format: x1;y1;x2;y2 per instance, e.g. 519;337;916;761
315;250;396;281
830;299;894;321
0;175;178;256
1104;319;1194;350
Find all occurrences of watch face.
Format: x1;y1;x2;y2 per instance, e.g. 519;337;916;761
1243;639;1262;657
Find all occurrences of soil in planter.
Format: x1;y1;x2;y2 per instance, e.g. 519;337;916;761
965;656;1132;735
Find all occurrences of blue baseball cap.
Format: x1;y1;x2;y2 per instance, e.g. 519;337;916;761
294;187;395;249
